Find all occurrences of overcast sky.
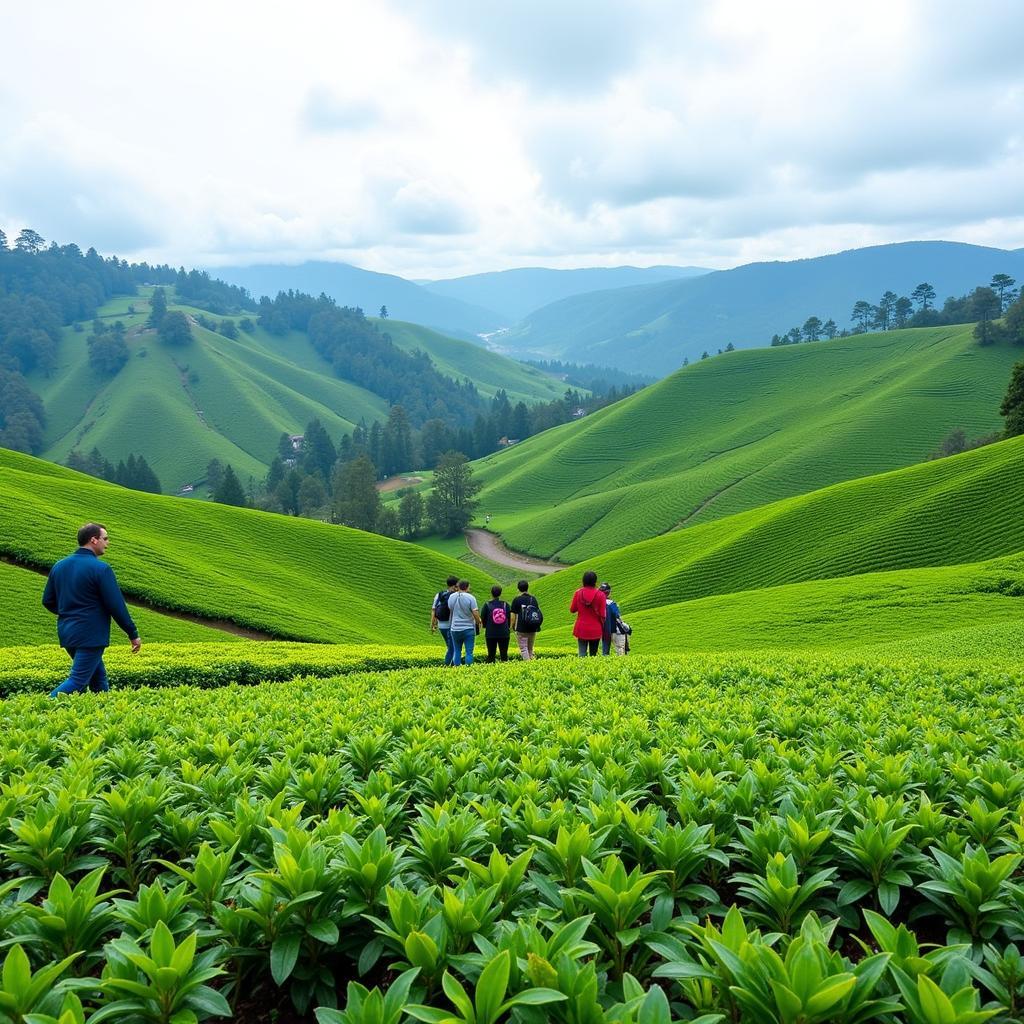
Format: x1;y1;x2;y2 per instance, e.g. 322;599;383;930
2;1;1022;278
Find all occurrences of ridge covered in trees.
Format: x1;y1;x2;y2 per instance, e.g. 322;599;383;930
769;273;1021;347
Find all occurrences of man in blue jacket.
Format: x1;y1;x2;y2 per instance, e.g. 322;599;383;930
42;523;142;697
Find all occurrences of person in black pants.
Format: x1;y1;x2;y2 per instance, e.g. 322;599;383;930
481;584;511;662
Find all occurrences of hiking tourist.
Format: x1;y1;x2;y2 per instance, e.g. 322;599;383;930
430;575;459;665
448;579;483;666
510;579;542;660
570;569;606;657
599;582;628;656
481;584;511;662
42;523;142;697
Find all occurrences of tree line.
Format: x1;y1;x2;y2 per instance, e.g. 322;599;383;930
768;274;1020;347
65;446;162;493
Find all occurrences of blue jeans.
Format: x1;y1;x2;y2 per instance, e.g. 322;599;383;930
450;628;476;666
439;627;454;666
51;647;109;697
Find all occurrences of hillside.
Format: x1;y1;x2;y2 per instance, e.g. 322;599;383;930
530;432;1024;614
212;261;502;337
0;448;492;644
506;240;1024;375
474;323;1021;561
372;318;567;404
29;292;564;492
421;265;707;324
0;559;241;646
536;552;1024;657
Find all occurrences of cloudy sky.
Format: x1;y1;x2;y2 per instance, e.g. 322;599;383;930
2;1;1022;278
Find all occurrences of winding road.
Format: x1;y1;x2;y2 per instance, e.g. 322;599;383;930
465;529;566;575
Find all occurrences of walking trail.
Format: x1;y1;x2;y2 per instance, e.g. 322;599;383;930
465;529;566;576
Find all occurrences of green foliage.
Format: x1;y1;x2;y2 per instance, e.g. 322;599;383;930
0;655;1021;1018
476;324;1021;560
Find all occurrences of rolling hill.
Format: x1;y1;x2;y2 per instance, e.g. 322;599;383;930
529;431;1024;614
0;448;492;644
421;265;708;324
211;261;503;337
526;434;1024;657
506;241;1024;375
473;323;1021;561
29;291;565;493
372;319;567;404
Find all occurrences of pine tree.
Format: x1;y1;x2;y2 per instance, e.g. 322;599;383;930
148;287;168;327
214;464;247;506
333;455;381;532
1001;360;1024;438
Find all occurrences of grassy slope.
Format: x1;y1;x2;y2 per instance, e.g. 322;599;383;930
0;561;238;647
526;435;1024;657
30;294;564;494
378;319;568;404
474;325;1020;560
0;449;493;644
531;551;1024;658
530;433;1024;613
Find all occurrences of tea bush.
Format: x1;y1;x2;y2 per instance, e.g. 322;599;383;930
1;654;1022;1022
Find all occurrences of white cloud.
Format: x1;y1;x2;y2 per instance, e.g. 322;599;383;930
0;0;1021;276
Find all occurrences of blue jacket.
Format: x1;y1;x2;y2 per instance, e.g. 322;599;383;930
42;549;138;649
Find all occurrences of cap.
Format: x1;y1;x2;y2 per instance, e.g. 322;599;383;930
598;582;611;592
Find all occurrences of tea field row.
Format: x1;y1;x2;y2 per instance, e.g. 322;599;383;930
2;655;1022;1021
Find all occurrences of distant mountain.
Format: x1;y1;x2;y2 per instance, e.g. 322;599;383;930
505;241;1024;376
211;261;503;337
421;265;708;324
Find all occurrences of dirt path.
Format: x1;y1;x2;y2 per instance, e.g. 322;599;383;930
465;530;567;575
1;554;278;641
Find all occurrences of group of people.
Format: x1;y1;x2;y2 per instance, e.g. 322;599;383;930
430;569;630;665
41;522;634;699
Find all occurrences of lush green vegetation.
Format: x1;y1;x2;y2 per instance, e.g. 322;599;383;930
0;561;235;648
378;320;566;405
530;433;1024;613
2;655;1023;1021
0;642;442;695
0;449;491;643
475;324;1022;561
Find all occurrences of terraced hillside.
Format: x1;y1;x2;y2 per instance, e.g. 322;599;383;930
29;292;564;493
525;435;1024;657
531;433;1024;612
475;324;1020;561
0;449;491;644
374;318;566;404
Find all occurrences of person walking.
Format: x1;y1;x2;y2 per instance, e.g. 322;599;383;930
570;570;606;657
481;584;511;662
430;575;459;666
42;523;142;697
599;582;627;656
510;579;542;660
448;579;482;666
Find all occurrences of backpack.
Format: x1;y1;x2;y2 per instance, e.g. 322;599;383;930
490;602;508;626
519;596;543;631
434;591;452;622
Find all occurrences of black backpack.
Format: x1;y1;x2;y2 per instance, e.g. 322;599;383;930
434;591;452;622
519;595;543;631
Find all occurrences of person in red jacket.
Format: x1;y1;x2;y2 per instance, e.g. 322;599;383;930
570;569;606;657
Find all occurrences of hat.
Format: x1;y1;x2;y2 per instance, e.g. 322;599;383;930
598;582;611;592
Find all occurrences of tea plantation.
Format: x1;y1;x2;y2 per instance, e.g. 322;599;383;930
2;656;1023;1023
473;325;1021;561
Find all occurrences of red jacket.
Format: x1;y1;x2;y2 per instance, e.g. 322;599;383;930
570;587;607;640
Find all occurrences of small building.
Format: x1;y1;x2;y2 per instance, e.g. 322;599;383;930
572;407;587;419
178;484;194;495
288;434;304;451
